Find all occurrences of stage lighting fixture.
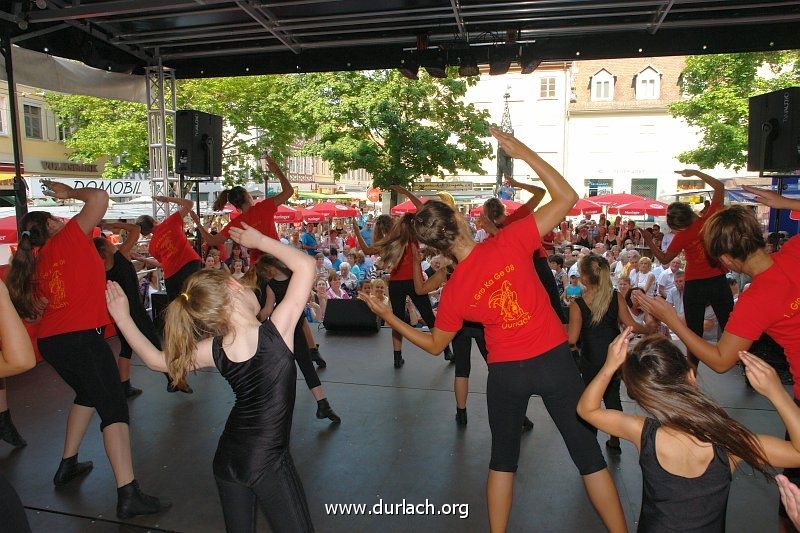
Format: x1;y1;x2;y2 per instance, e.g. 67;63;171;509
399;55;419;80
520;47;542;74
423;51;448;79
458;53;479;77
489;46;513;76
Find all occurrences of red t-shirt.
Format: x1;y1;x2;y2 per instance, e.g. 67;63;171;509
667;201;726;281
221;200;278;263
36;219;111;338
436;215;567;363
150;212;201;279
501;204;548;259
725;236;800;397
390;242;419;281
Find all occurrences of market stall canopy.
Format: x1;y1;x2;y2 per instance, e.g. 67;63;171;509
568;198;603;217
299;209;326;223
3;1;799;78
608;199;670;216
273;204;300;223
589;193;649;207
469;199;522;217
308;201;359;218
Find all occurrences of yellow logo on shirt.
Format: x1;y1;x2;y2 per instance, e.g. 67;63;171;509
42;259;67;310
488;280;532;329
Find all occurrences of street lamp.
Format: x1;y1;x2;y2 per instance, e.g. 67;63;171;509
260;149;270;198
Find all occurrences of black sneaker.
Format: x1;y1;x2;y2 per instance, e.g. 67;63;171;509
316;399;341;423
443;345;453;361
393;356;405;369
124;382;143;399
455;409;468;426
116;480;172;519
53;456;93;486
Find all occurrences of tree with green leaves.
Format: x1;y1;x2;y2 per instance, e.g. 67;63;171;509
293;70;492;203
670;51;800;170
47;75;304;184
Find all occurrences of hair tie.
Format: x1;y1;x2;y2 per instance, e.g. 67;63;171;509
21;230;31;238
181;292;190;302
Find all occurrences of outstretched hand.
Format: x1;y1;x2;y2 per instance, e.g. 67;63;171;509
742;186;793;209
740;350;785;400
491;127;533;160
604;326;633;371
777;475;800;530
358;292;392;319
105;281;131;321
674;169;700;178
229;222;266;250
41;179;74;200
634;292;678;324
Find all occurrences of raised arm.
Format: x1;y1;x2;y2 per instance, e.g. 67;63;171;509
105;281;169;372
391;184;423;209
677;170;725;207
567;301;581;346
491;128;578;237
577;328;645;445
634;292;751;371
743;186;800;211
411;246;446;295
352;217;378;255
0;280;36;377
190;210;227;247
639;228;677;265
101;222;141;260
264;155;294;207
740;352;800;468
41;180;108;235
508;177;546;211
229;223;315;348
154;195;194;218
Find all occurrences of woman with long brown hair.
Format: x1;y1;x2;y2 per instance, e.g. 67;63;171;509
106;222;316;532
246;254;340;423
360;129;626;532
353;192;452;368
579;331;800;531
7;181;169;519
568;255;654;454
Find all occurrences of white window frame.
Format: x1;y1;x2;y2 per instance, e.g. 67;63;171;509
539;76;557;99
591;70;614;102
23;103;44;140
636;67;661;100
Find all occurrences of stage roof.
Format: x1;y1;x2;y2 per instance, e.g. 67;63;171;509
2;1;800;78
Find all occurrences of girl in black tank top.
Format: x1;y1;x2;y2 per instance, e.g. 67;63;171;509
578;335;800;533
106;222;318;532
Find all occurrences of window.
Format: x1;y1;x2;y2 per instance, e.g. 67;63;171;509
0;96;5;134
636;67;661;100
23;104;43;139
539;77;556;98
585;179;614;196
57;123;75;142
591;70;614;101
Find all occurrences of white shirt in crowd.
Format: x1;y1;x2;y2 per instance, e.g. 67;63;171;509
658;270;676;295
661;232;674;252
323;257;333;270
630;269;657;296
475;228;489;243
666;286;684;317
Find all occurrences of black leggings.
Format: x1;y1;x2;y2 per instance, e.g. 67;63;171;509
388;278;437;342
164;260;202;302
38;329;129;431
533;256;568;324
684;275;734;343
487;343;606;474
118;308;161;359
453;322;488;378
293;318;321;390
216;450;314;533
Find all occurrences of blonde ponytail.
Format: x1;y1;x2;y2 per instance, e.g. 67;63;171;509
579;255;614;326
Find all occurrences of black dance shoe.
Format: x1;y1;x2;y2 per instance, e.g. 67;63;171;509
310;346;327;368
606;439;622;456
455;408;468;426
123;381;143;399
443;345;454;362
53;455;93;486
116;480;172;519
522;416;534;432
393;355;405;369
0;410;27;448
316;399;341;423
165;374;193;394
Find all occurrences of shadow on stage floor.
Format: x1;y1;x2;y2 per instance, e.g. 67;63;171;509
0;329;785;532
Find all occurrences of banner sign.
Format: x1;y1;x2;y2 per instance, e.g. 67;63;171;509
414;181;474;192
26;178;151;199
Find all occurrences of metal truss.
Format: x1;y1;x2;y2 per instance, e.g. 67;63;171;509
145;63;178;219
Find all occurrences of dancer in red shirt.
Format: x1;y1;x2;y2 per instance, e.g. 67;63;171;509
360;130;626;533
640;169;734;364
7;181;169;519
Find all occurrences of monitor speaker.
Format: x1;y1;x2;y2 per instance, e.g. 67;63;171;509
747;87;800;172
323;299;380;333
175;110;223;177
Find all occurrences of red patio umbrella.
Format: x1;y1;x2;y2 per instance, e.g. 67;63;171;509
0;215;17;244
567;198;603;217
589;192;648;207
608;199;670;216
309;201;360;218
469;199;523;217
273;204;300;223
390;198;429;215
300;209;326;223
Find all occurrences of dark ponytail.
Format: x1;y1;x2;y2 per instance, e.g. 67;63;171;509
374;213;416;271
213;186;248;212
135;215;156;236
412;200;460;258
7;211;51;320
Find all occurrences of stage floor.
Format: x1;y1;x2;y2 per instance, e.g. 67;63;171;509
0;328;786;532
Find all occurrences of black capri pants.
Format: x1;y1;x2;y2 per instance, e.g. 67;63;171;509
38;328;129;430
293;318;321;390
684;274;734;343
453;322;488;378
164;260;202;302
118;307;161;359
216;450;314;533
389;278;437;329
487;342;606;475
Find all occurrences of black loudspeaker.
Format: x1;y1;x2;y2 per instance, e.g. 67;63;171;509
747;87;800;171
323;299;380;333
151;291;170;335
175;110;223;177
